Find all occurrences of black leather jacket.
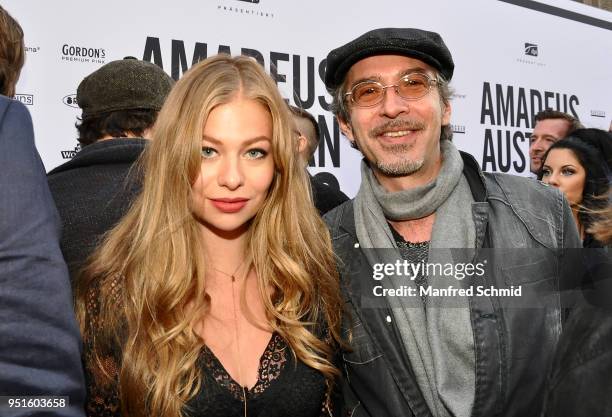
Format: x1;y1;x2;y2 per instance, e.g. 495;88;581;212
324;152;581;417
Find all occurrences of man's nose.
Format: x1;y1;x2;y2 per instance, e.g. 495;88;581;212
379;86;409;119
530;138;544;153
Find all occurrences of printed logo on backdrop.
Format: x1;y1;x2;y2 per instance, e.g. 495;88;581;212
480;82;580;173
25;46;41;54
216;0;275;18
524;43;538;57
61;44;106;64
590;110;606;118
142;37;340;170
61;143;81;159
516;42;545;67
451;124;466;135
62;94;79;108
14;94;34;106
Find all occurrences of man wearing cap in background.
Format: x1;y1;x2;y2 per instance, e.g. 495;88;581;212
323;28;581;417
47;57;173;283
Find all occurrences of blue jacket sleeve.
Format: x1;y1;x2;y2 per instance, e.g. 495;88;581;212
0;97;86;417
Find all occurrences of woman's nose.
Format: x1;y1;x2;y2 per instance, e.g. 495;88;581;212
217;156;244;190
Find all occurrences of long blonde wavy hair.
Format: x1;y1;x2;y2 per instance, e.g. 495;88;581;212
75;55;343;417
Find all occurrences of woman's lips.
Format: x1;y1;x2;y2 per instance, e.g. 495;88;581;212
210;198;249;213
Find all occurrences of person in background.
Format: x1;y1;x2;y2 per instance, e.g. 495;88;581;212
47;57;174;283
289;104;348;214
323;27;581;417
0;5;85;416
529;109;583;175
539;136;610;247
542;200;612;417
76;55;343;417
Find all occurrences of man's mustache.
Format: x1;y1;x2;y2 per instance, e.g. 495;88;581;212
369;119;426;137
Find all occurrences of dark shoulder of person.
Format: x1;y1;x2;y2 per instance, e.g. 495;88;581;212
309;175;349;215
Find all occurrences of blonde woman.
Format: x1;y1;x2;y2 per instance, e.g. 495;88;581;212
76;55;343;417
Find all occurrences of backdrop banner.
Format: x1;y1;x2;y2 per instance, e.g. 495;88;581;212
6;0;612;197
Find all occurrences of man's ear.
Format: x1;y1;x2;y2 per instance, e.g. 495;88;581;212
338;117;355;143
441;101;452;126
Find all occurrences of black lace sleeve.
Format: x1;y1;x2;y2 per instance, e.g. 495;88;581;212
82;277;123;417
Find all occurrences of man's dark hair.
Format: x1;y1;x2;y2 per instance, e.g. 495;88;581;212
0;6;25;97
534;110;584;133
76;109;158;146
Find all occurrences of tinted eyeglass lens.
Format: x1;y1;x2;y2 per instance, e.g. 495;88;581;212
398;74;431;100
352;83;383;107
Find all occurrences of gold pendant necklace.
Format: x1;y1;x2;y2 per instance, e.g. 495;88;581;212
211;260;248;417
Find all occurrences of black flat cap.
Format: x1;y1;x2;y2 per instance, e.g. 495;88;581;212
324;28;454;89
77;57;174;118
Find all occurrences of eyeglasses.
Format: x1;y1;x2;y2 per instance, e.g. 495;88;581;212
344;73;439;107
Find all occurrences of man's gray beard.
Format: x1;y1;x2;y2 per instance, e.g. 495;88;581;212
374;143;424;177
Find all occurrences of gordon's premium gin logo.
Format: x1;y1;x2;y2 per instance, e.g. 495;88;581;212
61;44;106;64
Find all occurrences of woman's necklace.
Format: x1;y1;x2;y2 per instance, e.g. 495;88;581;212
211;260;248;417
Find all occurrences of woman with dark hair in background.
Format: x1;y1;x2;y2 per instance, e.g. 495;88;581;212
76;55;343;417
539;136;610;248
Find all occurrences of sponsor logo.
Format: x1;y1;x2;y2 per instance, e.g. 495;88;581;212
451;124;466;134
62;94;79;108
25;46;41;53
236;0;259;2
61;44;106;64
61;143;81;159
515;42;545;67
591;110;606;118
452;93;466;100
524;43;538;57
14;94;34;106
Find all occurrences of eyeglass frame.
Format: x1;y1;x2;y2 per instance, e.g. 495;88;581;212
343;72;441;108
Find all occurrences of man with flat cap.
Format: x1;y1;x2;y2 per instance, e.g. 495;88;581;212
323;28;581;417
48;57;173;284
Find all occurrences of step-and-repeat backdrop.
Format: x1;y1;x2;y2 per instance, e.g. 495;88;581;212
6;0;612;197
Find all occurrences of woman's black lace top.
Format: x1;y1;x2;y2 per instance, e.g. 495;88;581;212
83;279;330;417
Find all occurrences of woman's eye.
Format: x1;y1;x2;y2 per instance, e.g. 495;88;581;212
541;169;551;177
201;147;217;158
245;149;267;159
561;169;575;176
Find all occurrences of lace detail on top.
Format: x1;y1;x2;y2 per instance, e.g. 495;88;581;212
200;332;288;401
83;276;123;417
